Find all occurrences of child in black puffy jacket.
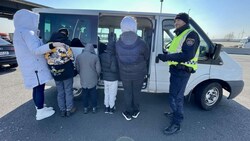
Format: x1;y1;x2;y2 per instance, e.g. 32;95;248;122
45;28;76;117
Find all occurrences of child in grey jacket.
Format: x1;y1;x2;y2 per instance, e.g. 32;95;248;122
76;44;101;114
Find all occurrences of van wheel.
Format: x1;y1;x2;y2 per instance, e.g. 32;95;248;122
73;88;82;98
195;82;222;110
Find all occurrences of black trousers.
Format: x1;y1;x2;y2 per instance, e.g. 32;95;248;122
82;86;97;108
169;66;191;125
32;84;45;109
122;78;144;114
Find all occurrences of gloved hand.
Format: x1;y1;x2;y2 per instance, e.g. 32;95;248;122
52;42;65;47
49;42;65;49
157;54;168;62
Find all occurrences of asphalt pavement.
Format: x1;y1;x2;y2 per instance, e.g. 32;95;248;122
222;47;250;55
1;87;250;141
0;49;250;141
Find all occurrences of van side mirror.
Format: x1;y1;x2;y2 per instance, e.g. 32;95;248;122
213;43;222;60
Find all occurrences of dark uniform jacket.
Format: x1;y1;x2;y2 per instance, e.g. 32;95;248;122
166;24;200;75
165;24;200;63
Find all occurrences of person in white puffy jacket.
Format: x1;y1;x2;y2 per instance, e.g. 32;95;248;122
13;9;64;120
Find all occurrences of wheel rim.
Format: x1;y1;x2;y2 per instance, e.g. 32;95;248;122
205;87;220;106
73;88;82;97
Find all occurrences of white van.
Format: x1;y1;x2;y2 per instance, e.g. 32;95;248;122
33;8;244;110
238;36;250;48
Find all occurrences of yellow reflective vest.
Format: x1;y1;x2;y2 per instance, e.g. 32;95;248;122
167;29;199;71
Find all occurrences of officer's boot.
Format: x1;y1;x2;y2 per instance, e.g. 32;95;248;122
163;123;181;135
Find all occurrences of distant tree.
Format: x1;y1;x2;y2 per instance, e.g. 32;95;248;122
224;32;235;41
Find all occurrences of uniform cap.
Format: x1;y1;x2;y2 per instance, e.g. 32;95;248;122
175;13;189;24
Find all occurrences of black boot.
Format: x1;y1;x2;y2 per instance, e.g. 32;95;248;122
163;123;181;135
163;112;173;118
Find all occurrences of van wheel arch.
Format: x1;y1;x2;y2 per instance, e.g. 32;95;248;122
9;63;18;68
193;81;223;110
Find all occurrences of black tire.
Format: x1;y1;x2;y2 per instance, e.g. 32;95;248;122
73;88;82;98
195;82;222;110
9;63;18;68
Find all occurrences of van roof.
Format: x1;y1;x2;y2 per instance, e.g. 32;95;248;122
33;8;177;17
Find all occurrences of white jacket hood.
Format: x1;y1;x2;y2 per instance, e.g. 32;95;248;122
13;9;52;89
14;9;39;31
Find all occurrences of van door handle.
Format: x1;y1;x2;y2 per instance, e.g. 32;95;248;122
155;56;159;63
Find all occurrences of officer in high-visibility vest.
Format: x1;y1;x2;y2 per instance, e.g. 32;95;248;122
157;13;200;135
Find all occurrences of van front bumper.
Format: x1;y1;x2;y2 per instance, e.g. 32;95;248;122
227;80;244;99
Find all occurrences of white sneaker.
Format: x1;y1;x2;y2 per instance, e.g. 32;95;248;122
36;108;55;120
43;106;54;111
35;104;54;111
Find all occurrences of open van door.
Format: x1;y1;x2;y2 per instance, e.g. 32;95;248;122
97;13;155;90
154;16;173;93
155;16;212;95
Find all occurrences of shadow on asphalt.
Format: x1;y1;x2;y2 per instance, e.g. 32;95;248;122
1;87;250;141
0;66;16;75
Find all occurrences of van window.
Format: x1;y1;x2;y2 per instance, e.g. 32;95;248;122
162;19;209;60
98;28;109;43
189;24;209;60
114;29;122;39
39;13;98;45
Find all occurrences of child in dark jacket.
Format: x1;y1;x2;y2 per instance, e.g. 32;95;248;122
100;32;119;114
116;16;149;121
45;28;76;117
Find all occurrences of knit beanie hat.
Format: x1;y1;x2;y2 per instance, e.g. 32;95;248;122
120;16;137;33
175;13;189;24
58;28;69;36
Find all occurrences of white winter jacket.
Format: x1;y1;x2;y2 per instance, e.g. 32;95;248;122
13;9;52;89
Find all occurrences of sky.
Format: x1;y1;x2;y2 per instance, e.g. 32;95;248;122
1;0;250;39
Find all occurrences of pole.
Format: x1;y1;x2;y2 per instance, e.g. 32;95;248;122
160;0;164;13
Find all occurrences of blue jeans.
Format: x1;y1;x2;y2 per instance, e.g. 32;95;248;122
55;77;74;111
169;67;191;125
32;84;45;109
82;86;97;108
